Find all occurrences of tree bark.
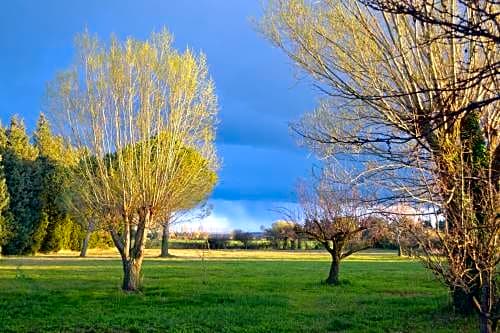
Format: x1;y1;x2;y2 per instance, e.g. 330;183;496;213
326;254;340;285
110;211;148;292
449;245;480;314
451;286;476;315
396;228;402;257
160;223;170;257
122;257;143;291
79;222;94;257
478;272;496;333
79;231;91;257
479;314;494;333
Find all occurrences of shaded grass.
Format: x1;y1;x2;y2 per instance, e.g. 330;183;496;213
0;250;476;332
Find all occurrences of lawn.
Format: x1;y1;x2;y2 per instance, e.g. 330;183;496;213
0;249;476;332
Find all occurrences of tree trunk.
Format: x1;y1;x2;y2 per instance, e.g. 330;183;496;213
110;211;148;292
478;272;496;333
451;286;476;315
396;229;402;257
326;254;340;285
160;223;170;257
79;226;93;257
479;314;494;333
450;250;480;315
122;257;143;291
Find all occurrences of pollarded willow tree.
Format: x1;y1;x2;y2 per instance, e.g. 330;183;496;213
261;0;499;329
48;30;218;291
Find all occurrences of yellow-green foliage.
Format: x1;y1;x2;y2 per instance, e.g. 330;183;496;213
48;29;219;228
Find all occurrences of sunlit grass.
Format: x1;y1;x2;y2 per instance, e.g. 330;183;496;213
0;250;476;332
37;248;409;261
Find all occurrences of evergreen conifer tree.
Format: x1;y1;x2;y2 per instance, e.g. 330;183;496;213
2;117;42;254
34;114;77;253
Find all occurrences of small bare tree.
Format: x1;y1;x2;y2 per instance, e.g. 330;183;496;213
291;175;373;285
48;30;218;291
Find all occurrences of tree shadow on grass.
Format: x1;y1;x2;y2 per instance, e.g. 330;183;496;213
319;279;353;287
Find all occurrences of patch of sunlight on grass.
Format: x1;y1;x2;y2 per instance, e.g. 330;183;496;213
0;249;476;332
2;248;415;263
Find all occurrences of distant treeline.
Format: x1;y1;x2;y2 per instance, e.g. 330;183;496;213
145;224;401;251
146;238;326;250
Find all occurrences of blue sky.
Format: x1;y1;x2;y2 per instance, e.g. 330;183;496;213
0;1;318;232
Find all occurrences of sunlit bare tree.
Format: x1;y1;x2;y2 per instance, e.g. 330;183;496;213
288;172;374;285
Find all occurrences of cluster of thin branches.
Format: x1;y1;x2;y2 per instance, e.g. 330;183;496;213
261;0;498;330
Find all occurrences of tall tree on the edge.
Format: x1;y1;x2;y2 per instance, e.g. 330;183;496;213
261;0;498;329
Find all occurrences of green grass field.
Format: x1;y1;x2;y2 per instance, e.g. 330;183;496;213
0;250;476;332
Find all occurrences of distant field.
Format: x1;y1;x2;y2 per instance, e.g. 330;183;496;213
0;250;476;332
